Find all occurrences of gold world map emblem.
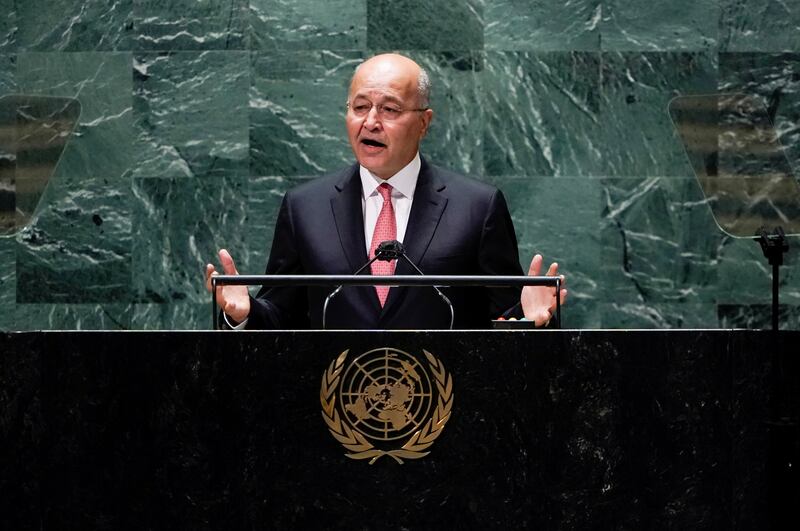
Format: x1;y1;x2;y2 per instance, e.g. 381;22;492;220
320;347;454;464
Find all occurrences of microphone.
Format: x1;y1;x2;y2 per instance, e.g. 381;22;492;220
375;239;404;260
321;240;396;329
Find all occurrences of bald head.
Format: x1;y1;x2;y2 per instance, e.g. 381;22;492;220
351;54;430;109
345;53;434;179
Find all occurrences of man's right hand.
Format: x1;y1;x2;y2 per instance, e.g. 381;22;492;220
205;249;250;324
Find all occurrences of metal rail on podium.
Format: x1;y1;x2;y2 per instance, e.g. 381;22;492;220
210;274;562;329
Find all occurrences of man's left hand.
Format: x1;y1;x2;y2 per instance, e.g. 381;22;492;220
521;254;567;327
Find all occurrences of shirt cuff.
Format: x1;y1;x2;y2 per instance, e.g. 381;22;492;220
223;313;248;330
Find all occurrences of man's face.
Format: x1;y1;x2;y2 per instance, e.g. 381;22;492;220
346;56;433;179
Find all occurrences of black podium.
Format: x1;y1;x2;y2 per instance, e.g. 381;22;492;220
1;330;798;529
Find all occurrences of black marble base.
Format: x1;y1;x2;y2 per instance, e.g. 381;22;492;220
1;330;797;529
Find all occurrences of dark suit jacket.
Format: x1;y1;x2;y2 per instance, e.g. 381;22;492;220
246;158;524;329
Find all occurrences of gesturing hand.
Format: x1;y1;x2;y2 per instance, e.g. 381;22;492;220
205;249;250;324
521;254;567;327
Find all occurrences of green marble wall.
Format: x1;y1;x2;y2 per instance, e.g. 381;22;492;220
1;0;799;330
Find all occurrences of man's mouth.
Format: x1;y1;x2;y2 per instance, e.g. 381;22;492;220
361;138;387;148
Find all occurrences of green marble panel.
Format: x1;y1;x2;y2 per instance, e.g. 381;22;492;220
11;304;132;330
600;177;722;305
367;0;484;51
719;304;800;330
719;53;800;177
721;0;800;52
133;51;249;179
414;51;483;176
716;236;800;305
15;175;132;303
243;176;294;277
600;52;717;177
485;0;600;51
0;0;16;54
250;0;367;50
488;175;603;330
602;0;718;51
132;175;285;308
16;52;134;183
17;0;133;51
133;0;248;50
250;51;362;176
482;51;603;177
131;175;288;330
0;55;16;94
131;303;209;330
600;302;718;328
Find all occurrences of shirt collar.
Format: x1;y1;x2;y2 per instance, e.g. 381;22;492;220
359;152;420;200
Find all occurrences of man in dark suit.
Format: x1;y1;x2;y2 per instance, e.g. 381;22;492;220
206;53;566;329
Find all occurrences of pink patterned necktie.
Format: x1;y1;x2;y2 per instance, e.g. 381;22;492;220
369;183;396;306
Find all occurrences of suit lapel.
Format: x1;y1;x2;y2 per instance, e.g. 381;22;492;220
330;165;382;314
330;164;368;274
381;158;448;317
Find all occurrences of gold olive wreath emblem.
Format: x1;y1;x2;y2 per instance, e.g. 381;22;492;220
320;347;454;464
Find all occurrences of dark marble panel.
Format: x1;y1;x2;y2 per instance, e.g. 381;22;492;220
716;235;800;305
600;178;722;306
15;175;132;303
721;0;800;52
16;52;134;183
485;0;600;51
488;175;603;329
367;0;484;51
0;0;16;54
719;303;800;330
250;0;367;51
600;52;717;177
0;330;793;527
132;175;282;307
250;51;362;176
602;0;718;51
601;301;719;328
133;0;248;51
133;51;249;179
0;333;41;528
719;53;800;179
482;51;603;177
16;0;133;51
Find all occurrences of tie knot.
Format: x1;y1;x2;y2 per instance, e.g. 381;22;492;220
378;182;392;201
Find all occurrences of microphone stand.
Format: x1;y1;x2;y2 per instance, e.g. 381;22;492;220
321;255;380;330
322;240;455;330
757;226;789;331
394;253;455;330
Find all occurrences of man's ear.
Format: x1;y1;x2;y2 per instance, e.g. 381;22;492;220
419;108;433;138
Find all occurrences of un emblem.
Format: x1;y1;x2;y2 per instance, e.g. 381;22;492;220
320;347;454;464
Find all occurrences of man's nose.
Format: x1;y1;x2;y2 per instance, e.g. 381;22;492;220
363;106;382;129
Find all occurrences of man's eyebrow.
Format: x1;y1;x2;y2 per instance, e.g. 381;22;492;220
351;93;404;104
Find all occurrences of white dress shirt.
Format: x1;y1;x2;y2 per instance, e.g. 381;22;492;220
359;152;420;253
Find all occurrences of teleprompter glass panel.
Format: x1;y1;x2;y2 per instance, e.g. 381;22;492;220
669;93;800;238
0;95;81;236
